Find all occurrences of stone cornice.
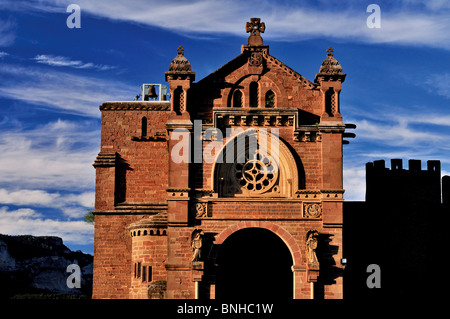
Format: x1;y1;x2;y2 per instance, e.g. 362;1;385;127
94;203;168;215
264;53;317;89
92;152;117;167
99;101;170;111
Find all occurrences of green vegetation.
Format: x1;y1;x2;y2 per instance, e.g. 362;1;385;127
83;209;95;224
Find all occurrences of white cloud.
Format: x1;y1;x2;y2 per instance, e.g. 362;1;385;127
6;0;449;50
343;104;450;201
343;166;366;201
0;188;94;210
403;0;450;11
0;51;8;58
404;115;450;126
425;73;450;99
0;189;60;206
0;17;15;46
33;54;116;71
64;192;95;208
0;64;136;117
354;118;446;146
0;206;94;244
0;119;99;191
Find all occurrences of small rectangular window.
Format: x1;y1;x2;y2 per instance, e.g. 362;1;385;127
142;266;147;282
148;266;153;282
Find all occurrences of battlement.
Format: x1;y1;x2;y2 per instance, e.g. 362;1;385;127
366;159;441;174
365;159;443;205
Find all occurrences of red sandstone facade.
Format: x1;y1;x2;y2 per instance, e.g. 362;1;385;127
92;18;348;299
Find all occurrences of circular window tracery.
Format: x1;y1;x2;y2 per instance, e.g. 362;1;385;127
233;150;278;194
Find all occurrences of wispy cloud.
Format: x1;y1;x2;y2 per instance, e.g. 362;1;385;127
355;119;447;146
343;166;366;201
5;0;450;50
0;118;97;247
343;103;450;200
0;17;15;46
0;206;94;245
0;118;97;246
403;0;450;11
425;73;450;99
0;119;99;191
0;189;94;217
33;54;116;71
0;64;136;117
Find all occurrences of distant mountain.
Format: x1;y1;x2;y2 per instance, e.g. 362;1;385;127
0;234;92;299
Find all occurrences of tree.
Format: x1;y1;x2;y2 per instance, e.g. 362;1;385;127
83;209;95;224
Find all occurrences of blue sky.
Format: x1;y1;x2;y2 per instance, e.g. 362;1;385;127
0;0;449;254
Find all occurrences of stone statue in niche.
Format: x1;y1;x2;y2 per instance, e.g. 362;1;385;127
191;229;204;262
305;230;319;266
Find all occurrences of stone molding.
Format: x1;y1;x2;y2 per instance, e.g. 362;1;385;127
99;101;170;111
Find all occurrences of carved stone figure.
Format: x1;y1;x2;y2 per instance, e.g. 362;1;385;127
191;229;204;262
305;230;319;266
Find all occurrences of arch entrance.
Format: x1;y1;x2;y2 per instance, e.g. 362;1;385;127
215;227;293;299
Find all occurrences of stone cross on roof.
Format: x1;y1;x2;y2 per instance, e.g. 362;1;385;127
246;17;265;46
177;45;184;55
327;47;334;56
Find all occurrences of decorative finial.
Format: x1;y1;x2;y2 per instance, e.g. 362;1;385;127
327;47;334;56
246;17;265;46
177;45;184;55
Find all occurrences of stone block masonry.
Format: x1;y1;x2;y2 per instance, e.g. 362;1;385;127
93;18;350;300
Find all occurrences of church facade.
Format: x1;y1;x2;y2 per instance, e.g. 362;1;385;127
92;18;351;299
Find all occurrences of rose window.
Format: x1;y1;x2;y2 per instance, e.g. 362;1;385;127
233;150;279;194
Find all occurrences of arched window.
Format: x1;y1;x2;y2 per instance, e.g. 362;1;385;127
249;82;258;108
141;117;147;137
265;90;275;108
233;89;243;108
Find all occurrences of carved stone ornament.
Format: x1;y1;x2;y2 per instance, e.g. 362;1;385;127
304;203;322;218
314;46;346;83
249;51;263;67
233;150;279;195
191;229;204;262
193;202;208;218
305;230;319;266
168;46;192;73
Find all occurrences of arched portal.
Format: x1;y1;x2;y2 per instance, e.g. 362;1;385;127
215;227;293;299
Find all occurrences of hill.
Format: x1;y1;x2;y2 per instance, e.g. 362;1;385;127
0;234;92;299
